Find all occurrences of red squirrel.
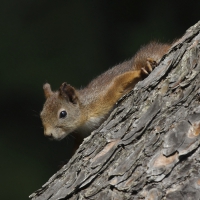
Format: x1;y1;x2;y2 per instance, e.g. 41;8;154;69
41;42;170;145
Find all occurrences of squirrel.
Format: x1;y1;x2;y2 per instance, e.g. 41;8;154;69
40;42;170;145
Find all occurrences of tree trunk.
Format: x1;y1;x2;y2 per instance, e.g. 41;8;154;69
30;21;200;200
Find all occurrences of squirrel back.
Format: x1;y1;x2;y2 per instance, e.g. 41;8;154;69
81;42;169;104
40;42;171;142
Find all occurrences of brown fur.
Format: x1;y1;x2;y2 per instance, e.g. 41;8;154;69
40;42;171;144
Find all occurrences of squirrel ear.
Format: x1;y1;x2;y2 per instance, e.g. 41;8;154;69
43;83;53;99
59;82;78;104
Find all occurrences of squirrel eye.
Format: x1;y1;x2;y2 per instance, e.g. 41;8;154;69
59;110;67;119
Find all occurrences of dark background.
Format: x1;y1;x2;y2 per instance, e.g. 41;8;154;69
1;1;199;199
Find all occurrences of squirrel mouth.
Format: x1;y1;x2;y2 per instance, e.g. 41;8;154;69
44;133;54;140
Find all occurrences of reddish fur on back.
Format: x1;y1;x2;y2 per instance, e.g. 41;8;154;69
41;42;171;146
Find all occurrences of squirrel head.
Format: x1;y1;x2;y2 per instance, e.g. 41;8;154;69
40;82;81;140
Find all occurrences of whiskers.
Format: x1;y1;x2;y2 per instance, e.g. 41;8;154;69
31;109;40;118
63;133;75;143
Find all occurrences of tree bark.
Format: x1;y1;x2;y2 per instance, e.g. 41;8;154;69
30;21;200;200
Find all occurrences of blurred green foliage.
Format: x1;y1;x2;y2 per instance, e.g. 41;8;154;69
1;1;200;199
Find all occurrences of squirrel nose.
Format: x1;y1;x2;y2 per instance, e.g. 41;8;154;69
44;129;53;139
44;133;53;139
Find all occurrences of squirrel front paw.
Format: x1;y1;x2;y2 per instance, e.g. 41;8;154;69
141;58;157;75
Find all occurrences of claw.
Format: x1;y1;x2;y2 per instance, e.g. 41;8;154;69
147;58;157;70
146;61;153;72
141;67;149;75
141;58;158;76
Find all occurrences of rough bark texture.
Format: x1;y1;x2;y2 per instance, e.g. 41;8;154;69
30;21;200;200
